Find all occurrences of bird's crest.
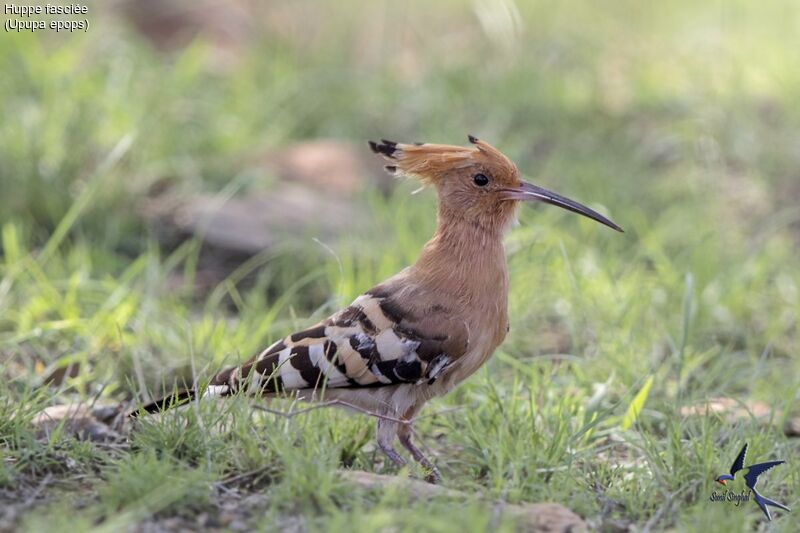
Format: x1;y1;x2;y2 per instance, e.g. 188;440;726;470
369;135;518;188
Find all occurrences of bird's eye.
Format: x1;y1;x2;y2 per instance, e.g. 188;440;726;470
473;174;489;187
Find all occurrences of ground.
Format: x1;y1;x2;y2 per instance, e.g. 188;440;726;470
1;1;799;531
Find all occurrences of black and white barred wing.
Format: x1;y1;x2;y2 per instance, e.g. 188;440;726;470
209;292;468;396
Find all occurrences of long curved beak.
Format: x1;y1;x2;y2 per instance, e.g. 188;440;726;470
502;181;624;232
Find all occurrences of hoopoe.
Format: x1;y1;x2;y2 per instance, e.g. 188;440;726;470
133;136;622;483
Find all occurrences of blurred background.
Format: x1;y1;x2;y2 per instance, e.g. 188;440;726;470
3;0;798;391
1;0;799;530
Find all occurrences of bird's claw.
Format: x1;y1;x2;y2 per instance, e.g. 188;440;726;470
422;465;442;484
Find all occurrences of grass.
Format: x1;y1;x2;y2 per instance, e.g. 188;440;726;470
1;0;799;530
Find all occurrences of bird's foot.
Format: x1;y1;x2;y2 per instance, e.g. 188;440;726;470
423;466;442;484
398;430;441;484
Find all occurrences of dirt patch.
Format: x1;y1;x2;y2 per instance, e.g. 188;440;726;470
342;470;587;532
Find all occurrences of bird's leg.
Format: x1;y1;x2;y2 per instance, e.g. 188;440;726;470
398;420;441;484
376;418;406;468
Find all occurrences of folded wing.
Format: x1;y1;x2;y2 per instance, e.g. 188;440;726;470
209;287;469;396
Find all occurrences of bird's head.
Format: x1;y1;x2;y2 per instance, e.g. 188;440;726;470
369;135;623;234
715;474;734;485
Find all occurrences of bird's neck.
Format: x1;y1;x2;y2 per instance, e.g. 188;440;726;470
412;215;509;309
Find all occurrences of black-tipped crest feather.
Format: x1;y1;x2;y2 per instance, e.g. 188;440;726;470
369;139;398;159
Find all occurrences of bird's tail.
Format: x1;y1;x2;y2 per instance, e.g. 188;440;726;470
129;330;338;417
130;387;198;417
129;379;234;417
129;349;283;417
754;491;791;521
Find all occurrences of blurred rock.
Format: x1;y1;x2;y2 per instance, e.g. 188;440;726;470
510;502;588;533
118;0;253;62
144;182;368;256
784;417;800;437
142;139;392;265
32;403;125;442
680;397;772;420
259;139;393;195
680;397;800;438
